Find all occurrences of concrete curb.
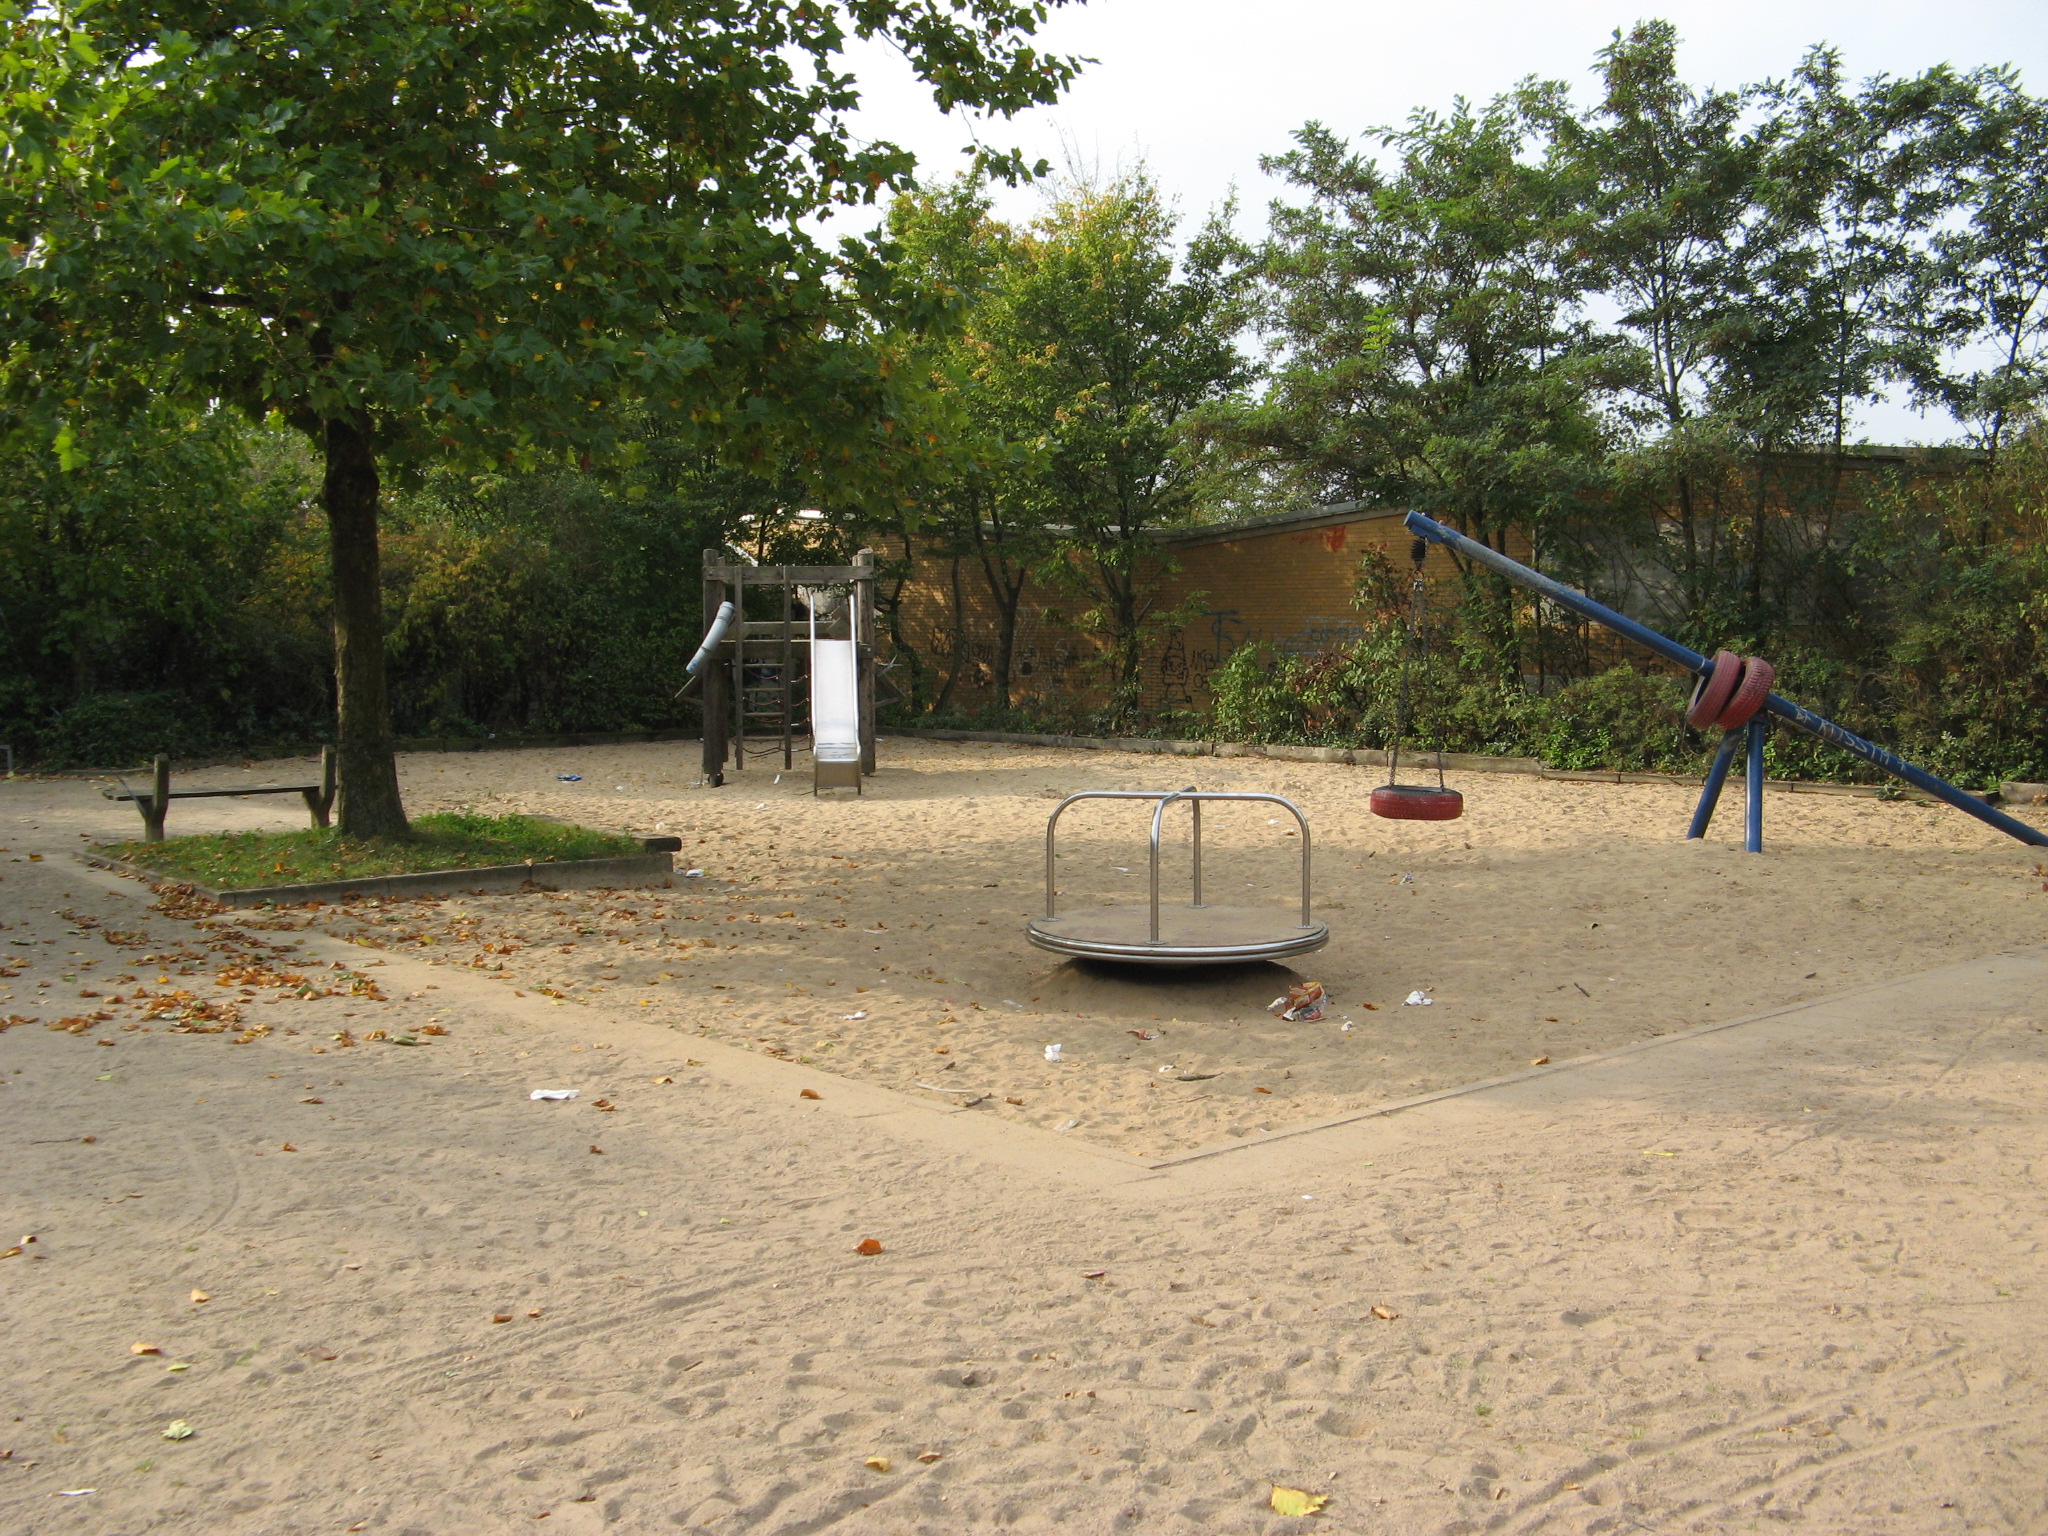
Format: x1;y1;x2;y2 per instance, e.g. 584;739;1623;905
78;850;677;907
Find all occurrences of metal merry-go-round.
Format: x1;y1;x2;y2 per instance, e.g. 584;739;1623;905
1026;788;1329;966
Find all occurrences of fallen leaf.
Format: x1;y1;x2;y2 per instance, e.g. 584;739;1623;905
1530;1056;1550;1066
1127;1029;1158;1040
1081;1270;1107;1280
189;1289;210;1304
162;1420;195;1441
652;1076;674;1084
303;1347;338;1361
130;1342;161;1356
526;1309;542;1319
280;1142;297;1152
1270;1485;1328;1517
916;1451;943;1464
591;1098;616;1111
300;1096;323;1104
165;1362;189;1372
799;1088;821;1099
1005;1096;1023;1105
588;1145;604;1155
1371;1305;1398;1320
493;1313;513;1323
1254;1086;1272;1094
863;1456;891;1472
855;1237;883;1256
0;1247;20;1260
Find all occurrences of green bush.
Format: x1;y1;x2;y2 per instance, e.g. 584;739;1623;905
1527;670;1703;773
37;692;221;769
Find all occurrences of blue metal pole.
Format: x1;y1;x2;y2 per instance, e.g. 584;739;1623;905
1402;511;2048;849
1688;730;1743;840
1745;718;1766;854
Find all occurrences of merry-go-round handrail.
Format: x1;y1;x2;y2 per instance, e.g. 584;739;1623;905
1043;789;1315;944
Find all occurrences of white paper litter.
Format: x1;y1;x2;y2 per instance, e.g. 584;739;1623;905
683;868;705;878
55;1490;97;1497
1403;990;1433;1006
841;1011;868;1021
1056;1118;1079;1131
529;1088;579;1101
1043;1043;1064;1062
1001;999;1022;1008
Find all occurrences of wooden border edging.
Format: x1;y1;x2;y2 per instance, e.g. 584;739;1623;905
78;850;677;907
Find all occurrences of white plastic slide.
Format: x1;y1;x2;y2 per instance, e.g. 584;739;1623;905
810;636;860;765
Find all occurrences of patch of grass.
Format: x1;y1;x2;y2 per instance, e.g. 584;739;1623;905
104;813;643;889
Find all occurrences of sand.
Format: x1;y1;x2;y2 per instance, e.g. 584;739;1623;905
73;736;2045;1159
2;741;2045;1532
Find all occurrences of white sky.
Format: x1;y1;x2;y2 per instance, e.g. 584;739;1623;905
839;0;2048;444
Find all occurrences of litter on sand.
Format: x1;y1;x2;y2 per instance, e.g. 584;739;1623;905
1403;990;1434;1006
1268;981;1327;1022
841;1011;868;1021
529;1089;580;1102
1043;1044;1064;1062
555;774;582;782
683;868;705;878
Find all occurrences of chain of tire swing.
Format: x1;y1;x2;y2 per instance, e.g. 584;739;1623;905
1385;537;1448;792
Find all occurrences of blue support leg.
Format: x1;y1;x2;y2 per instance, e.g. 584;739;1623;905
1745;717;1766;853
1688;730;1744;840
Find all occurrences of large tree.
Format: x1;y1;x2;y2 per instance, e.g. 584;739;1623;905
993;173;1251;719
1243;95;1613;560
0;0;1076;832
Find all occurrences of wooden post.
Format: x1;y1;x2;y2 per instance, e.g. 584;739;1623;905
729;564;746;773
145;754;170;842
854;547;877;776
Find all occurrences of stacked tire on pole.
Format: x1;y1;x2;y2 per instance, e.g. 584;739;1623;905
1687;650;1776;732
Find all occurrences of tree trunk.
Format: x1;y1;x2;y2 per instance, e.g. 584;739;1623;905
989;584;1019;713
322;414;410;838
933;555;967;714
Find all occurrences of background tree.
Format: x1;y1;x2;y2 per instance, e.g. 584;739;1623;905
1548;22;1762;626
1;0;1077;833
1900;67;2048;480
1237;92;1614;670
991;172;1252;721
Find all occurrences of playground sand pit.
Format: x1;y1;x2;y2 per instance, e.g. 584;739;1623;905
227;736;2048;1157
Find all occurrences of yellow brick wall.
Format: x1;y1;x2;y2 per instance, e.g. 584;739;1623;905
883;508;1523;716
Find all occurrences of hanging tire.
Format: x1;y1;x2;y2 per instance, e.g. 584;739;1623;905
1686;650;1743;729
1716;656;1775;729
1371;784;1465;821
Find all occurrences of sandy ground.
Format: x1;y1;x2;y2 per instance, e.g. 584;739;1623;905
3;743;2046;1532
33;736;2045;1158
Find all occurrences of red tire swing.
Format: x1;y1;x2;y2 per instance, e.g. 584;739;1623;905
1372;538;1465;822
1686;649;1776;731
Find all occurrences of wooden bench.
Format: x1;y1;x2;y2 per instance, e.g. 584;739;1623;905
104;750;337;842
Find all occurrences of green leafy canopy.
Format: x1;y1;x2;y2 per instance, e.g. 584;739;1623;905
0;0;1082;460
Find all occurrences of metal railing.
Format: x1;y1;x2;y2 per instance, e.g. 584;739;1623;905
1043;788;1314;944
